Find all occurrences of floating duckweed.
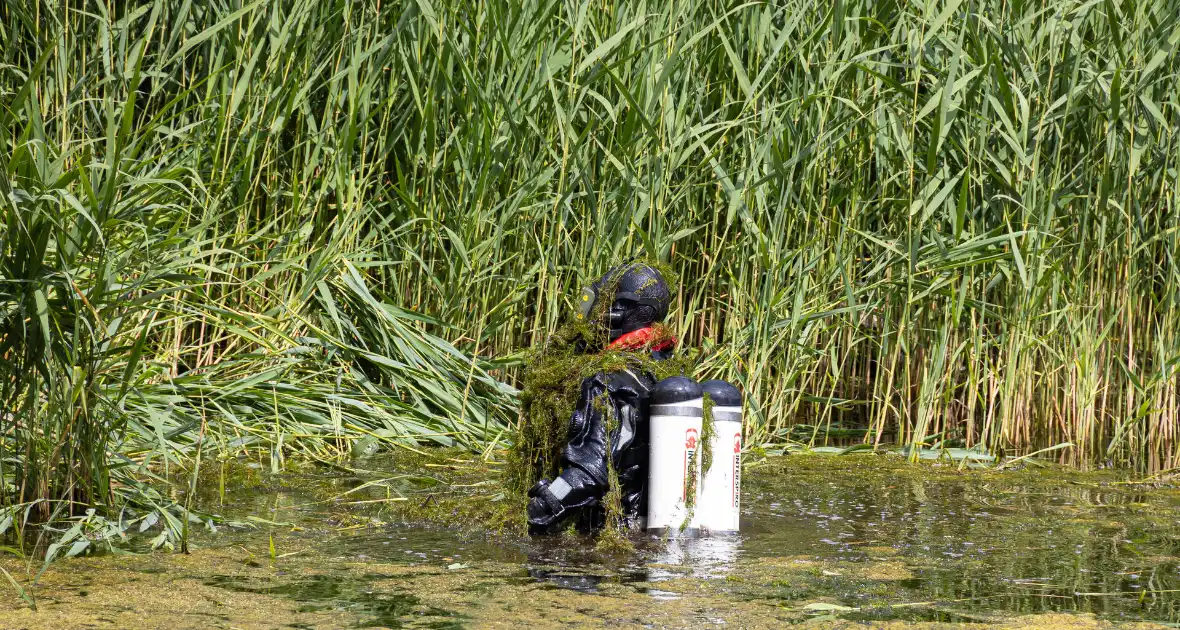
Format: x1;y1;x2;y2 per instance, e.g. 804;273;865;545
344;449;527;536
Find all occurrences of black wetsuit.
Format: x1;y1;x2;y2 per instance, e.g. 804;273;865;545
527;348;670;534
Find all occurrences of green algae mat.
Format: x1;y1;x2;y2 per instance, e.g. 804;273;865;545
3;453;1180;629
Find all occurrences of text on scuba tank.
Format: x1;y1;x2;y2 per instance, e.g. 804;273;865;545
733;432;742;509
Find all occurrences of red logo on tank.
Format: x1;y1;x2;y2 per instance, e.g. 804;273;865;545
683;428;700;501
733;433;741;453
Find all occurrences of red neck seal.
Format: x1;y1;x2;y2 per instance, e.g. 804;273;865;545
606;326;677;352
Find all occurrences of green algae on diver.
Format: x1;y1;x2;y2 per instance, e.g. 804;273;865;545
510;261;746;542
507;322;687;494
507;259;687;491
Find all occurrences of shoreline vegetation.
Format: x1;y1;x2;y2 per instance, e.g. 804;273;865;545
2;0;1179;569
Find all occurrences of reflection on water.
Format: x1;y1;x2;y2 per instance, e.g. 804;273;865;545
738;461;1180;623
647;536;741;580
190;455;1180;625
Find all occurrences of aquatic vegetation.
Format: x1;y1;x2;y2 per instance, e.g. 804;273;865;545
5;453;1180;628
508;315;685;494
2;0;1180;573
338;448;529;537
508;259;687;545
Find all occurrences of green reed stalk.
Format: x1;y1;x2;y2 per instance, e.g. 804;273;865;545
0;0;1177;540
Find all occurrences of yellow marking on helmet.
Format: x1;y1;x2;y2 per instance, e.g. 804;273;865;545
582;295;589;301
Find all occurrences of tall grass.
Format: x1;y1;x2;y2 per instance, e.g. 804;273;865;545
0;0;518;525
0;0;1178;532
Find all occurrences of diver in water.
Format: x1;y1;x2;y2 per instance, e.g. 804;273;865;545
525;263;675;535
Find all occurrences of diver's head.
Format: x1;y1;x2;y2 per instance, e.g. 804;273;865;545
575;263;671;342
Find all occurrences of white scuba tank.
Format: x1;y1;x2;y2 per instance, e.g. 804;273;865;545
646;377;703;537
694;380;743;535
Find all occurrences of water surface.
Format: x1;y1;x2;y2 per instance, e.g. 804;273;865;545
3;453;1178;628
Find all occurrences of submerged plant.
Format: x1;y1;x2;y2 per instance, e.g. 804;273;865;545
507;260;687;494
508;260;692;545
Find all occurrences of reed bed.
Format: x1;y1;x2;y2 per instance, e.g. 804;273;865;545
1;0;1179;527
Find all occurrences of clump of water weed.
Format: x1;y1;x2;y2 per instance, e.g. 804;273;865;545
593;396;635;553
595;456;634;553
679;392;717;531
506;260;690;495
507;260;693;546
379;449;528;536
701;392;716;481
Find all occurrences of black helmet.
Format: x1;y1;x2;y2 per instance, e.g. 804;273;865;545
575;263;671;341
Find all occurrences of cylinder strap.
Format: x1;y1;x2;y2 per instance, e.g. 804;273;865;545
534;482;566;516
711;411;742;422
650;404;703;417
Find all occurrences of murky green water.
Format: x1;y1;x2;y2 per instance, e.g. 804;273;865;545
740;458;1180;624
4;454;1180;628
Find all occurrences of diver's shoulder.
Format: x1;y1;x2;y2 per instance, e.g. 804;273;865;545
604;368;657;393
